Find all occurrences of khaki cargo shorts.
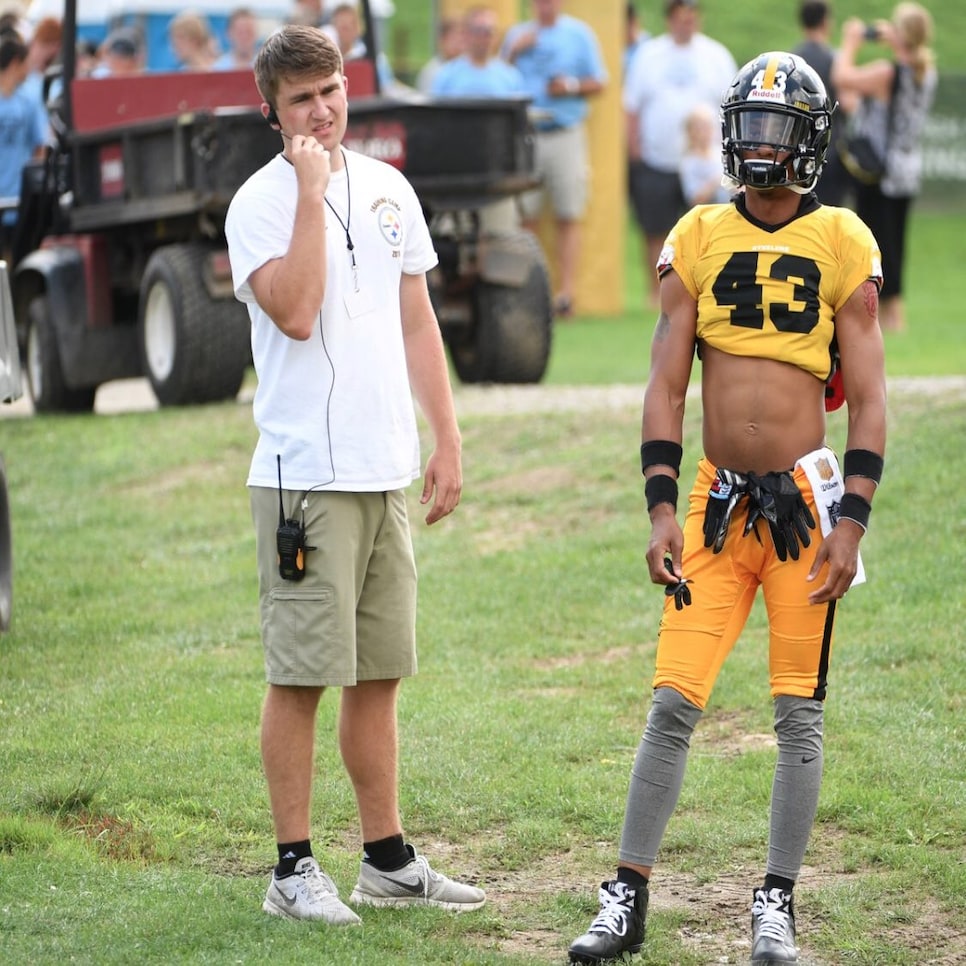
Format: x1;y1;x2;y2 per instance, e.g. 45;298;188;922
250;487;418;687
518;122;590;222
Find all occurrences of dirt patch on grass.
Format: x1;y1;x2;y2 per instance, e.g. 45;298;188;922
481;852;964;964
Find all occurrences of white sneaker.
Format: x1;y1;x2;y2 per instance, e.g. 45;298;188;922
263;857;361;925
349;846;486;911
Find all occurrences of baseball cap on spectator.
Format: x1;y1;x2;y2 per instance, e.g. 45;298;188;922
103;27;141;58
665;0;699;13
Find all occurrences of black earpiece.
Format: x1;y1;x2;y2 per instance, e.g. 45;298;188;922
266;105;291;140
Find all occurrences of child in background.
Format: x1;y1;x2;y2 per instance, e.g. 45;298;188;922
679;102;734;206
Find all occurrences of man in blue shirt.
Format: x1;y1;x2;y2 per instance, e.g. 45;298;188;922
432;6;525;99
0;35;48;262
502;0;607;318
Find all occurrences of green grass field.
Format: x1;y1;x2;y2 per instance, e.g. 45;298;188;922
1;4;962;962
1;201;964;962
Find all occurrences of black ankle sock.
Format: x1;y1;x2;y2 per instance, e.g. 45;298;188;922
276;839;312;878
616;866;649;889
362;834;410;871
763;874;795;894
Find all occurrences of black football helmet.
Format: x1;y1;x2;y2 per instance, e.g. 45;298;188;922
721;51;834;193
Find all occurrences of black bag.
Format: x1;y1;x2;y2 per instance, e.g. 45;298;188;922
838;123;888;183
837;68;899;185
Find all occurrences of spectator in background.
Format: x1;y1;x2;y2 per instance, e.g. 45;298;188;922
289;0;326;28
20;15;59;139
212;7;260;71
624;2;648;76
325;2;395;90
502;0;607;318
328;2;365;60
416;16;464;94
23;15;61;88
0;34;47;261
792;1;855;207
431;6;524;98
832;3;937;332
92;27;145;77
168;10;218;71
624;0;735;309
678;102;733;207
75;38;100;77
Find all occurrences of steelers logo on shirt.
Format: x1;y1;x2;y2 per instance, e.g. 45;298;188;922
377;204;403;247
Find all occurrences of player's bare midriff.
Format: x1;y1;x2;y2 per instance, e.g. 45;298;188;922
699;344;827;475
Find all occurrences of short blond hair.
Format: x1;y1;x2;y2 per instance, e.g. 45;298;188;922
168;10;212;47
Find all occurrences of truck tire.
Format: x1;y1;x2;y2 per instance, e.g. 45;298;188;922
448;233;553;384
0;455;11;632
139;244;250;407
25;295;97;413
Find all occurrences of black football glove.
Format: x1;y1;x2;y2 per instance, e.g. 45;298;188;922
745;471;816;561
703;468;746;553
663;557;693;610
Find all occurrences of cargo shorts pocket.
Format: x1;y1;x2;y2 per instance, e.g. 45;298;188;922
262;585;344;684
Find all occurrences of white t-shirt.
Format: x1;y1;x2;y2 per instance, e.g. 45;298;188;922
226;149;438;492
623;33;737;172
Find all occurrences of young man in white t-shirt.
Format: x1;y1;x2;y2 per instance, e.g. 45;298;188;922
225;24;484;926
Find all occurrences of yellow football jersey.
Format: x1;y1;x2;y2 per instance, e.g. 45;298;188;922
657;196;882;380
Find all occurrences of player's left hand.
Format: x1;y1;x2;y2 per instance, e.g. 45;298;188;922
806;522;861;603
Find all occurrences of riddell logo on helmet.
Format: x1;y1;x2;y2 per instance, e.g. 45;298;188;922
748;88;783;103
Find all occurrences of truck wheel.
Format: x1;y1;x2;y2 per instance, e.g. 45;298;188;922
0;455;11;632
139;244;250;407
449;233;553;384
25;295;96;413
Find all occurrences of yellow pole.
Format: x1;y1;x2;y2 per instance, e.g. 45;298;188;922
557;0;623;317
437;0;624;317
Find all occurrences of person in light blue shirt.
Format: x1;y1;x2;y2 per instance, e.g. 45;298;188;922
432;6;525;99
0;35;48;260
211;7;260;71
501;0;607;317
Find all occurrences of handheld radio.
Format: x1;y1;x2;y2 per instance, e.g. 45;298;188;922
275;455;313;581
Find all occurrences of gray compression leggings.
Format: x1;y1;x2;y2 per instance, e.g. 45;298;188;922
618;687;824;881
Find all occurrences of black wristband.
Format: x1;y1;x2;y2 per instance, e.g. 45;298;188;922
838;492;872;531
645;474;678;512
641;440;683;476
843;449;884;485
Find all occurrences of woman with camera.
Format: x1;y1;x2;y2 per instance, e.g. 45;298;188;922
832;3;937;333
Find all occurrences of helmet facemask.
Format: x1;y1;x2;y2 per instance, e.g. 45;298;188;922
722;105;830;193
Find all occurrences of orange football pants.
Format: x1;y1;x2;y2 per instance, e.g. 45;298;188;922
653;458;837;710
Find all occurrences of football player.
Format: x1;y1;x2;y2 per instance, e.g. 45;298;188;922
569;51;886;966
